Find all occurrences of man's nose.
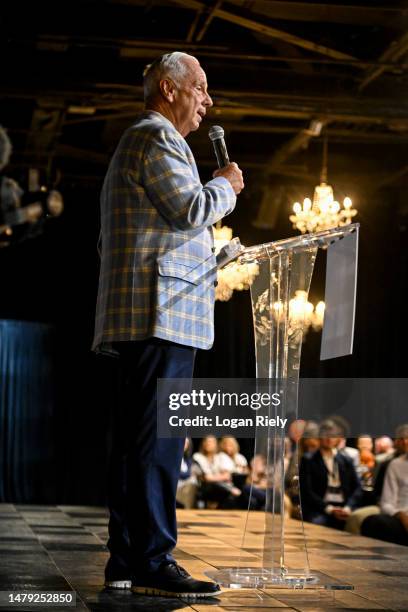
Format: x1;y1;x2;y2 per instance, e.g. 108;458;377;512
205;92;213;107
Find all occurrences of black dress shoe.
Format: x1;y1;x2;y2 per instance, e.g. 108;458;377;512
132;562;221;598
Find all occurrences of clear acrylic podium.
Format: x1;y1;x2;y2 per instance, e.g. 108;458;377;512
206;224;359;592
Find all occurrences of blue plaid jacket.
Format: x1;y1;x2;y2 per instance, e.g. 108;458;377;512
92;111;236;352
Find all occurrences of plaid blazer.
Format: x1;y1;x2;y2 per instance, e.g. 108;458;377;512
92;111;236;352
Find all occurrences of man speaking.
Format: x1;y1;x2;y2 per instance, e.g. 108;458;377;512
92;52;244;597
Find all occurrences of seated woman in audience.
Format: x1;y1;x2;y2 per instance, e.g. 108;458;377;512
193;436;241;508
218;437;249;475
300;419;362;529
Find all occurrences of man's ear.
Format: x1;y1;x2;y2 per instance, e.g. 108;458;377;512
160;78;176;102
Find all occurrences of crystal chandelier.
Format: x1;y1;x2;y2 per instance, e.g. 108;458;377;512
213;224;259;301
289;134;357;234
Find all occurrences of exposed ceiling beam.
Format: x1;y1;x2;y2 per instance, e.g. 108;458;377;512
169;0;359;61
263;119;326;173
359;30;408;92
253;119;326;228
33;33;408;70
195;0;223;42
228;1;408;28
107;0;407;27
65;107;144;125
4;84;408;127
223;123;408;143
256;37;314;75
185;6;203;42
211;104;408;127
10;121;408;143
63;102;408;128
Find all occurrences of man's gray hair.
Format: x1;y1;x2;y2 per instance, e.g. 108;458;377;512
395;423;408;439
143;52;197;103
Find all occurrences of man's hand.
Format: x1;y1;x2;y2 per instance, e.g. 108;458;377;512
213;162;244;195
331;507;351;521
395;511;408;532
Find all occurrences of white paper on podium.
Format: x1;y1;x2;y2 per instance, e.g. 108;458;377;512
320;229;359;360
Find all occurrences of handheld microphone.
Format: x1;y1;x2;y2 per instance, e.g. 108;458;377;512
208;125;230;169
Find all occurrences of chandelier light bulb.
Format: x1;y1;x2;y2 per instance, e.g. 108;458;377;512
293;202;302;214
305;302;314;315
319;200;329;213
343;196;352;209
315;301;325;316
303;198;312;212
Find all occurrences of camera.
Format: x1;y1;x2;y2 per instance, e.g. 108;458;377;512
0;125;63;247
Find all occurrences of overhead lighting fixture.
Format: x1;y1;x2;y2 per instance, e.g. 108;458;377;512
289;132;357;234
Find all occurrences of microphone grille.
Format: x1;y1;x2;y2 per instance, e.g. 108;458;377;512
208;125;224;142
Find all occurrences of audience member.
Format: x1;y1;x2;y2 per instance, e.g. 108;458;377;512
345;428;407;534
361;424;408;545
286;421;319;517
218;437;249;475
359;448;376;490
374;436;395;466
373;434;406;499
357;435;374;453
299;421;320;455
193;436;241;507
330;416;361;472
299;420;362;529
337;437;361;472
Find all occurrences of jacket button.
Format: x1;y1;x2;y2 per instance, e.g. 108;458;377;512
214;280;218;287
211;247;216;253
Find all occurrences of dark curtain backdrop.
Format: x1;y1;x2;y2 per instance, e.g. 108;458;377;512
0;319;56;502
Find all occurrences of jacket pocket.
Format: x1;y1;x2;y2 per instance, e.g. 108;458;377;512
157;260;200;285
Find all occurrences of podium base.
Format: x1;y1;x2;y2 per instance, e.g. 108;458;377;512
205;568;353;590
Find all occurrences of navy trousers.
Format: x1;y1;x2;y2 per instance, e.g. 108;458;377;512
105;338;196;580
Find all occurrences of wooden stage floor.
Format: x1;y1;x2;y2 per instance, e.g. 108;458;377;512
1;504;408;611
